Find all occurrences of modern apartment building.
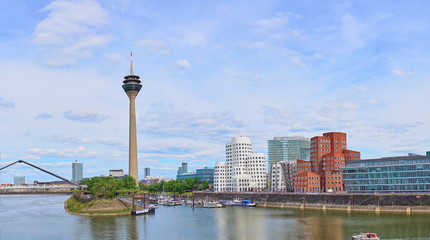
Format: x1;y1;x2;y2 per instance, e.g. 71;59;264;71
268;136;309;191
342;153;430;193
293;132;360;193
72;160;83;183
214;137;266;192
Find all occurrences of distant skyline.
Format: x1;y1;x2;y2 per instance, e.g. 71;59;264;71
1;0;430;181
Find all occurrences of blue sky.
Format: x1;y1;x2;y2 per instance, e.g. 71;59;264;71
1;0;430;182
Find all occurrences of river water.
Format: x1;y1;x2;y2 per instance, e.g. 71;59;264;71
1;194;430;240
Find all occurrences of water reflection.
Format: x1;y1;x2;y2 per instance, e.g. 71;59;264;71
89;217;118;239
2;195;430;240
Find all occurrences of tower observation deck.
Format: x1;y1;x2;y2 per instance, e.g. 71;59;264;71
122;52;142;185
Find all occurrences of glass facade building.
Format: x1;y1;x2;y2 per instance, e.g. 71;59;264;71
196;167;214;184
177;167;214;184
268;137;310;167
342;154;430;193
72;160;83;183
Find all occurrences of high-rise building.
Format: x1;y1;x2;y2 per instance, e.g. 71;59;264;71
122;52;142;184
72;160;83;183
268;136;310;192
144;167;150;178
294;132;360;193
268;136;310;167
214;137;266;192
177;162;188;175
14;176;25;185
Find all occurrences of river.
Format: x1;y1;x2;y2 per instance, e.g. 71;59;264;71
1;194;430;240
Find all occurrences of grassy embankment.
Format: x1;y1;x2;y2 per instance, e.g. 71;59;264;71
66;197;132;215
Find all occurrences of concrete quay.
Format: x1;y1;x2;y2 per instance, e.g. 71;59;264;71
193;192;430;213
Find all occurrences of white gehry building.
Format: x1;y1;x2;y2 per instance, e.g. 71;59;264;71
214;137;266;192
269;161;296;192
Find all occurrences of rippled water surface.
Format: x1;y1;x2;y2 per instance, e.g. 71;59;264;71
1;194;430;240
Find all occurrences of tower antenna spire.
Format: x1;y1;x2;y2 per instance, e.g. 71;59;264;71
130;51;134;75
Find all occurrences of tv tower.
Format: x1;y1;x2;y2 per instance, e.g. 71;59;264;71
122;52;142;184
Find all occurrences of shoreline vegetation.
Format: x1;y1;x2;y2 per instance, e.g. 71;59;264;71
65;196;133;216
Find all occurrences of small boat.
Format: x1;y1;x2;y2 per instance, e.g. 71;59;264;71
149;204;159;209
352;232;380;240
233;200;257;207
203;201;224;208
131;208;155;215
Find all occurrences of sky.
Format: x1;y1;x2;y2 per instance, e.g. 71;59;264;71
1;0;430;182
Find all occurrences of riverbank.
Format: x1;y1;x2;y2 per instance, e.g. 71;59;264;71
64;197;132;216
0;191;71;195
193;192;430;213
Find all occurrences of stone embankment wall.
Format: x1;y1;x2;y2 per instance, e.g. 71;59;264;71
193;192;430;213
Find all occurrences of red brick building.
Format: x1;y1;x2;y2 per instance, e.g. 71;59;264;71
293;132;360;193
294;171;320;193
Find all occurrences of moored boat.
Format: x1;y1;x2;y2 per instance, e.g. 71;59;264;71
352;232;380;240
233;200;257;207
203;201;224;208
131;207;155;215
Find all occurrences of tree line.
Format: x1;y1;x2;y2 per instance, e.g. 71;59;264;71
79;176;209;198
141;177;209;194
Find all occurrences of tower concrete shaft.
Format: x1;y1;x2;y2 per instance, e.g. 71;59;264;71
127;90;139;184
122;52;142;185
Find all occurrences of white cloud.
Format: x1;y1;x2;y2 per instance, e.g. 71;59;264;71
104;53;123;63
392;69;414;77
21;155;41;160
176;59;191;70
27;146;96;158
253;13;289;34
48;135;91;145
33;0;114;66
0;97;14;108
63;110;109;123
136;39;170;55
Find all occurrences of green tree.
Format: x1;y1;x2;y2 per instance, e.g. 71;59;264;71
91;178;116;198
115;179;125;190
124;176;137;189
201;179;209;190
192;176;199;191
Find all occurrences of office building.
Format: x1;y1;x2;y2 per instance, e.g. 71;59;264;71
268;136;309;191
176;167;215;184
293;132;360;193
109;169;124;179
196;167;214;184
268;136;310;167
342;153;430;193
14;176;25;185
214;136;266;192
144;167;150;178
72;160;83;183
177;162;188;175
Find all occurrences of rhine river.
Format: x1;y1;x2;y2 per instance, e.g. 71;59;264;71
1;195;430;240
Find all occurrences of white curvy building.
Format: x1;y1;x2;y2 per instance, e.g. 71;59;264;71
269;161;296;192
214;137;266;192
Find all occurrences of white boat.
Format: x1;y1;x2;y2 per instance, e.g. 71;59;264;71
352;232;380;240
203;201;224;208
